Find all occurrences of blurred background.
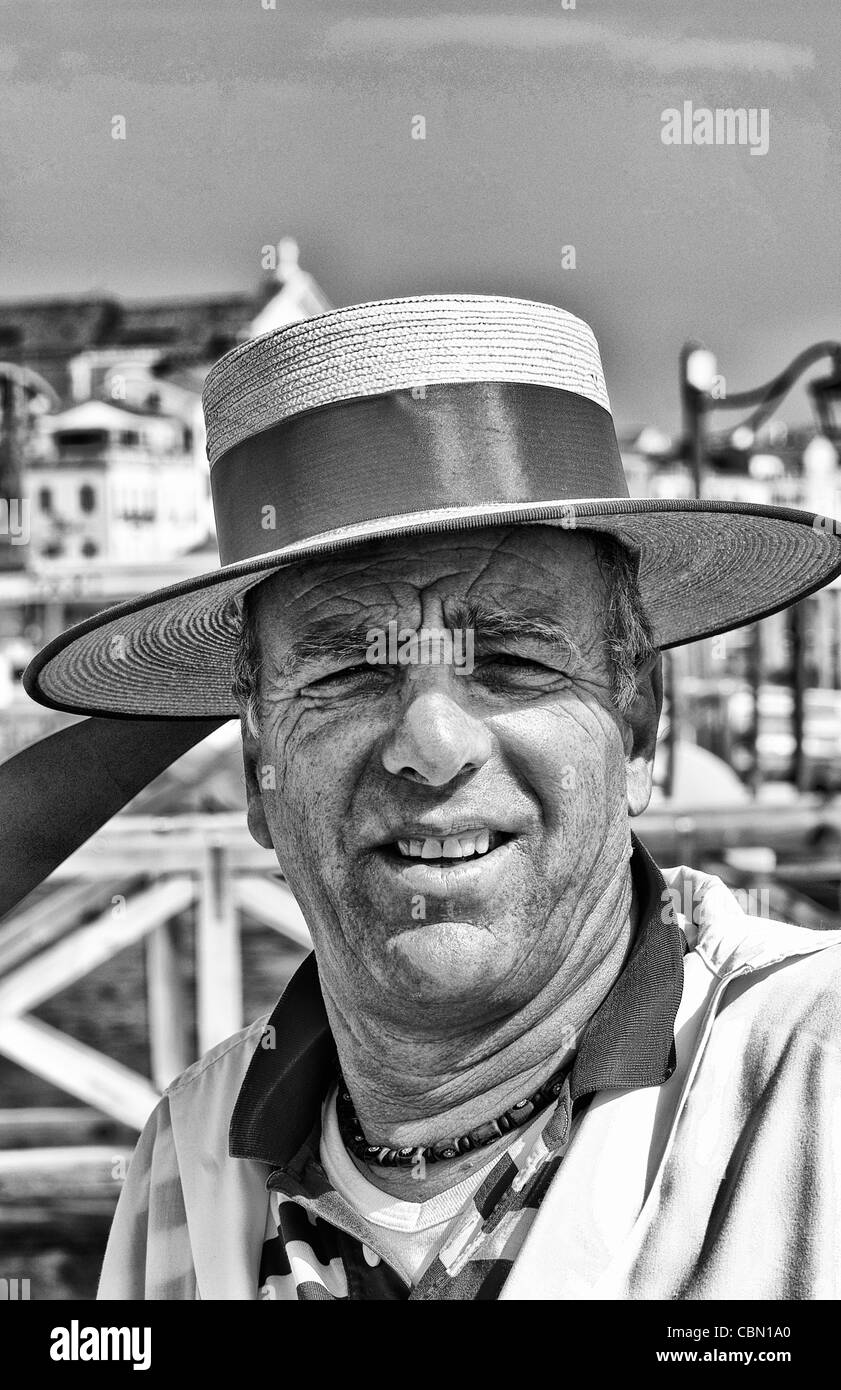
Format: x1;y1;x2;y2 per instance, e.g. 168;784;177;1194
1;0;840;1298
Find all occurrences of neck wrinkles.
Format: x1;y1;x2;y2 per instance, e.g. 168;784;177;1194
320;864;636;1149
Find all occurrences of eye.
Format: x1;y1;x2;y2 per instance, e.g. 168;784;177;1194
484;653;549;670
475;652;568;689
301;664;392;697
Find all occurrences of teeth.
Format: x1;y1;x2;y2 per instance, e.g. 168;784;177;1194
395;832;495;860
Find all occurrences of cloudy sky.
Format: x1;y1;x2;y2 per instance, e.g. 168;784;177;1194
1;0;839;429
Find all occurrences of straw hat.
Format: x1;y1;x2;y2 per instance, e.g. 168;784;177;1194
24;295;841;719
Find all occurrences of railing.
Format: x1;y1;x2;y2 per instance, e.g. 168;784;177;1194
0;815;307;1133
3;801;841;1140
637;797;841;863
1;802;841;1230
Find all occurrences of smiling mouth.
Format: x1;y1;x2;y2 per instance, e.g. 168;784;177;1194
380;829;513;866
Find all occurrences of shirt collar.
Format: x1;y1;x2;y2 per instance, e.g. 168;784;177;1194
568;833;684;1100
229;831;684;1167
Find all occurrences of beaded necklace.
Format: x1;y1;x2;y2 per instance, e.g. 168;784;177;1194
336;1062;570;1167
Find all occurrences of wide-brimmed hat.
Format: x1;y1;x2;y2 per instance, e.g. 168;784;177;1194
24;294;841;719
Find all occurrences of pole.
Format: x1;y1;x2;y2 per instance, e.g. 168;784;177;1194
0;368;26;571
790;603;807;792
664;649;676;799
747;622;762;796
690;396;706;500
679;343;707;499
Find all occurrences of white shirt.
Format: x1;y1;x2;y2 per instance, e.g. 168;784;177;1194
319;1082;513;1284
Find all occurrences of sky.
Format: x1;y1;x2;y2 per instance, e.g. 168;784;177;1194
1;0;840;431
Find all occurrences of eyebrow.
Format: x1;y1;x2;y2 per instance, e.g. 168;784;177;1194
276;622;377;681
277;600;580;679
447;599;579;659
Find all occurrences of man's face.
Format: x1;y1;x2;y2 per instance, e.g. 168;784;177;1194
244;525;659;1029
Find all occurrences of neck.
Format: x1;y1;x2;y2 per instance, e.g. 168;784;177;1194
321;863;637;1199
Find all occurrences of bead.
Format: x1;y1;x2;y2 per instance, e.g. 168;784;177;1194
336;1064;570;1164
470;1119;502;1145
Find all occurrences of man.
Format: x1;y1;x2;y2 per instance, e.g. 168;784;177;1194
23;296;841;1299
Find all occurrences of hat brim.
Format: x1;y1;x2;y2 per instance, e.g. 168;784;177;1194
23;497;841;719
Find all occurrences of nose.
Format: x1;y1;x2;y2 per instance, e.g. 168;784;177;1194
380;689;492;786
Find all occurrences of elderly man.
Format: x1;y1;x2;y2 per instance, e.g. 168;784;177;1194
23;296;841;1300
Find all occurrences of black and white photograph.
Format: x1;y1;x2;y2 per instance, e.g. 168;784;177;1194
0;0;839;1355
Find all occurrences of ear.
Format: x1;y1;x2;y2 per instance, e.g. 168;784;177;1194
242;725;274;850
623;652;663;817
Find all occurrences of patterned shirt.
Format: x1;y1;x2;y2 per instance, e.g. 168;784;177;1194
230;833;684;1301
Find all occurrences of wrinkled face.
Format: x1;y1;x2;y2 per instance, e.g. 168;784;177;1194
244;525;659;1028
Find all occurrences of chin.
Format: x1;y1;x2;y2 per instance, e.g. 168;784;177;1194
384;919;508;1002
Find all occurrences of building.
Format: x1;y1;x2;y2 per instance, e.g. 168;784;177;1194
0;239;333;745
25;399;206;565
0;237;332;406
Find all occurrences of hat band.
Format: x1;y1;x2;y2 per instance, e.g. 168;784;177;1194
210;381;627;566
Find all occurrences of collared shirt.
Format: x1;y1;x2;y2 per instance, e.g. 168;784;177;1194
229;833;684;1300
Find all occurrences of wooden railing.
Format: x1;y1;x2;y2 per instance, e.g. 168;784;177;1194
0;815;308;1133
2;801;841;1139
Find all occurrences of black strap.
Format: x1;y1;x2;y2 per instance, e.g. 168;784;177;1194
0;717;227;919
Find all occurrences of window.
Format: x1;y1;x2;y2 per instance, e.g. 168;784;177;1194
38;487;52;512
55;430;107;449
81;540;99;558
79;484;96;513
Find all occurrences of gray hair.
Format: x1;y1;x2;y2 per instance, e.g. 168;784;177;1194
231;532;656;739
592;532;657;713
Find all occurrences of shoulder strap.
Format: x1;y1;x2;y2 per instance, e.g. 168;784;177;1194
0;716;227;918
